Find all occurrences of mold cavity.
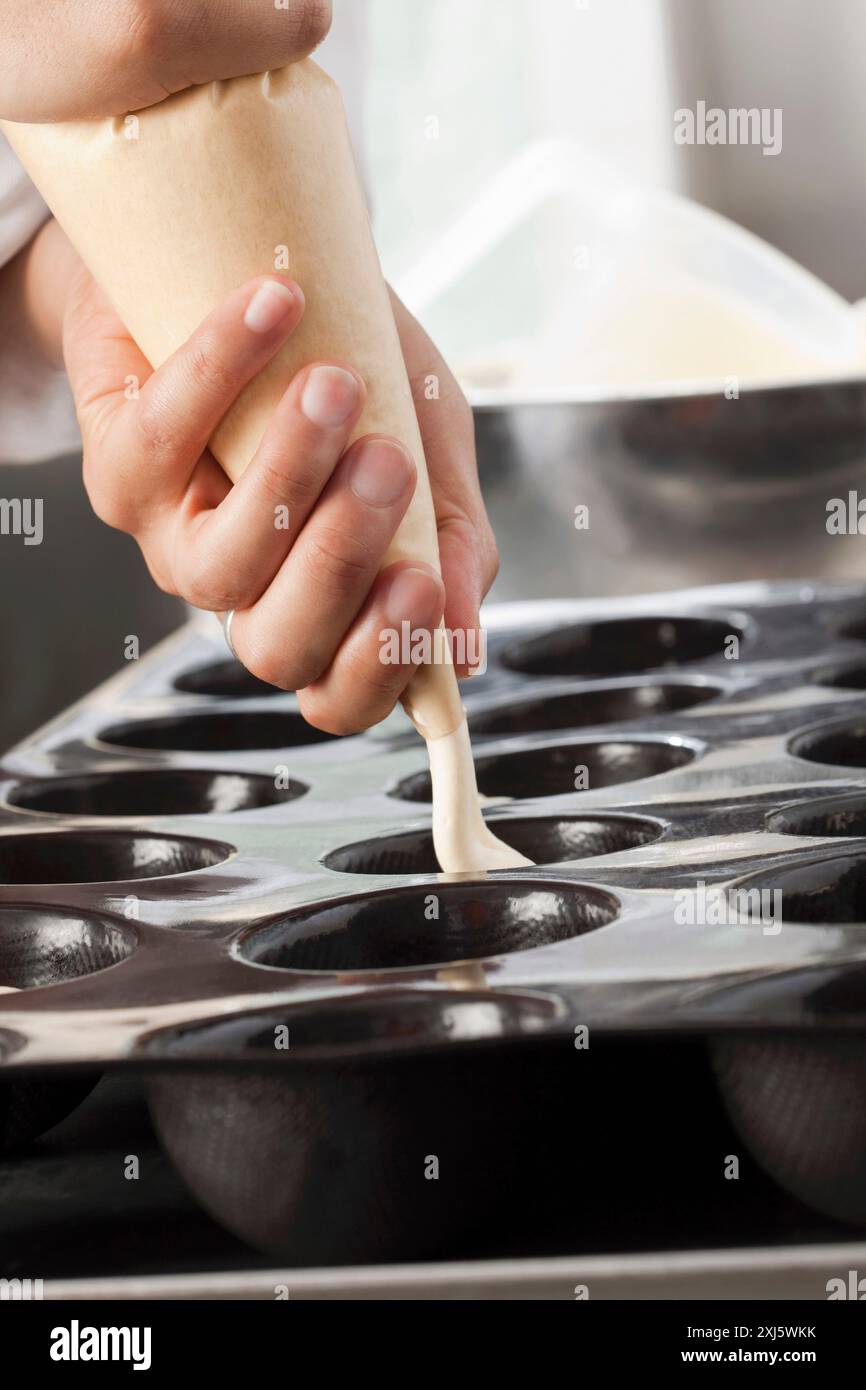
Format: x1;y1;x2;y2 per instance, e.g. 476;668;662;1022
324;813;663;875
0;829;231;885
0;906;135;990
237;880;618;973
470;681;721;736
393;738;695;803
729;851;866;925
98;710;336;751
7;768;303;818
501;615;741;678
174;659;285;699
791;720;866;768
713;1032;866;1226
767;794;866;839
141;990;560;1062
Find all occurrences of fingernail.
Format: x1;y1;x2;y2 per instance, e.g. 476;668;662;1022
244;280;298;333
300;365;359;427
386;566;444;628
349;439;414;506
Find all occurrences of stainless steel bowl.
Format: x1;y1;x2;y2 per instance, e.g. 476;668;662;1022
474;379;866;600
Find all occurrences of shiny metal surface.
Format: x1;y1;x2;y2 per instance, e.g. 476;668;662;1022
1;579;866;1254
2;579;866;1067
474;385;866;600
45;1242;866;1300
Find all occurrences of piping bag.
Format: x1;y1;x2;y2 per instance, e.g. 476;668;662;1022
2;61;530;874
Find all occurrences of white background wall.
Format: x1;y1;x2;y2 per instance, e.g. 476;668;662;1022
366;0;866;303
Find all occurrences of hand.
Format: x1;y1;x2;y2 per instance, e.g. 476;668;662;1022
0;0;331;122
63;265;498;735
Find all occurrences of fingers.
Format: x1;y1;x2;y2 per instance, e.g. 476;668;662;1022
229;437;417;690
68;275;304;533
298;563;446;735
171;362;365;611
389;287;499;675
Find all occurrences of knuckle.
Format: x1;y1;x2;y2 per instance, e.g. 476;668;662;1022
287;646;331;691
297;691;370;738
240;639;303;694
241;623;331;692
178;552;243;613
186;340;238;402
183;581;235;614
255;458;319;514
242;649;292;693
135;396;179;461
348;644;403;702
303;527;373;595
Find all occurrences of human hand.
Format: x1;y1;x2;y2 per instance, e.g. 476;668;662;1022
0;0;331;122
63;266;498;734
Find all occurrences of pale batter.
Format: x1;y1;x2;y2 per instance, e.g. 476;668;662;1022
428;719;531;872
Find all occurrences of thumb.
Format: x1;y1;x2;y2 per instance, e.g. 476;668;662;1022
63;269;153;439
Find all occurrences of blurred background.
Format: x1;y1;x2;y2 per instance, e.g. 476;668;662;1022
3;0;866;744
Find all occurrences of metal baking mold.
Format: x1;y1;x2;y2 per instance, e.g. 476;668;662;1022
1;578;866;1249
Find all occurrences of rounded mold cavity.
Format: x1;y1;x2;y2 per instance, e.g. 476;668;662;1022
324;813;663;876
501;615;741;678
98;710;336;752
237;880;619;974
0;907;136;1152
767;793;866;840
791;718;866;768
145;992;566;1261
0;904;136;991
470;680;722;736
727;850;866;926
0;828;231;885
392;737;696;803
174;658;285;699
7;768;303;818
713;1033;866;1226
141;990;561;1064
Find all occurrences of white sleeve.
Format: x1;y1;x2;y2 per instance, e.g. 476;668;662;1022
0;132;81;465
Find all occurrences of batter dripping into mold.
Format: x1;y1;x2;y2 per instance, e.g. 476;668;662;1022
427;720;532;872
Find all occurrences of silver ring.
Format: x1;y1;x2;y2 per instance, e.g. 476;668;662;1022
220;609;239;661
